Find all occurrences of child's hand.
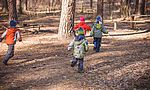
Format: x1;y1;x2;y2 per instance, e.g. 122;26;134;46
68;47;71;51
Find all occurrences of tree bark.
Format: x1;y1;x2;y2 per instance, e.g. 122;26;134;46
17;0;23;14
2;0;8;12
90;0;93;9
134;0;139;14
97;0;103;21
24;0;27;11
58;0;76;39
7;0;18;20
138;0;145;15
108;0;111;17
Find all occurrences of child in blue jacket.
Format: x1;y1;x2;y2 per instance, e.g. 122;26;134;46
90;16;108;52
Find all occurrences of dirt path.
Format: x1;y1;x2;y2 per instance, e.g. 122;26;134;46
0;28;150;90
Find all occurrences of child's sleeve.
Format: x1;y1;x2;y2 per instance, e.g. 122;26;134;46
68;39;74;50
73;23;80;31
90;25;95;36
84;40;88;52
0;30;7;42
15;30;22;42
102;25;108;34
84;24;91;31
1;30;7;39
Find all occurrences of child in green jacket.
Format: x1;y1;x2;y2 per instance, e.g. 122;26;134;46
68;27;88;73
90;16;108;52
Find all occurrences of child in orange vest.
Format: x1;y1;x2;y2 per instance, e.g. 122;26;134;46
0;20;22;65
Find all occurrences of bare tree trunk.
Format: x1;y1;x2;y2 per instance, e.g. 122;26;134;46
7;0;18;20
127;0;132;16
48;0;51;12
120;0;123;17
108;0;111;17
134;0;139;14
23;0;27;11
17;0;23;14
122;0;129;18
138;0;145;15
90;0;93;9
2;0;8;12
58;0;76;39
97;0;103;21
70;0;76;37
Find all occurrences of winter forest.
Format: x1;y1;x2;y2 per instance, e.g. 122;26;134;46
0;0;150;90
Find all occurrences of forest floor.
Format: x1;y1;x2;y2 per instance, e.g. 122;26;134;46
0;13;150;90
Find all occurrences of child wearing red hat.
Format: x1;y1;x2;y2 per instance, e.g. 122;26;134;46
0;20;22;65
73;16;91;35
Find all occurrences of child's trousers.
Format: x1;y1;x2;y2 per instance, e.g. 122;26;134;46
93;37;102;52
3;44;14;64
71;57;84;71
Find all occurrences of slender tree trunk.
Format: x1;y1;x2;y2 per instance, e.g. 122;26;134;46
17;0;23;14
23;0;27;11
90;0;93;9
48;0;51;12
138;0;145;15
2;0;8;12
7;0;18;20
127;0;131;16
122;0;129;18
111;0;114;19
120;0;123;17
134;0;139;14
97;0;103;21
108;0;111;17
58;0;76;38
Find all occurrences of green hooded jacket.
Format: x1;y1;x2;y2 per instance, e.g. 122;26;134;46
68;37;88;59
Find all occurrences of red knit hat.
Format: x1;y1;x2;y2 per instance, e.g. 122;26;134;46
80;16;85;21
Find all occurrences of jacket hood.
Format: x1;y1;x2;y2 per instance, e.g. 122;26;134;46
75;35;85;41
10;20;17;27
96;16;102;24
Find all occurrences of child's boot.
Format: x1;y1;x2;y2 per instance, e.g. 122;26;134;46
93;40;97;51
2;61;8;65
78;59;84;73
71;57;77;67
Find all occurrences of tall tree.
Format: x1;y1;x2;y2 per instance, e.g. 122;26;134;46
90;0;93;9
17;0;23;14
121;0;130;18
108;0;111;17
134;0;139;14
58;0;76;38
138;0;145;15
97;0;103;21
7;0;18;20
23;0;27;11
2;0;8;12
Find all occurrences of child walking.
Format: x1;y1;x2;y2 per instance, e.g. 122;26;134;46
68;27;88;73
0;20;22;65
90;16;108;52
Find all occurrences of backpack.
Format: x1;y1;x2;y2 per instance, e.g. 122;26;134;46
93;23;103;38
73;40;87;58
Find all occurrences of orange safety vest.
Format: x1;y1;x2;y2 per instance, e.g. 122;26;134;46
6;28;19;45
